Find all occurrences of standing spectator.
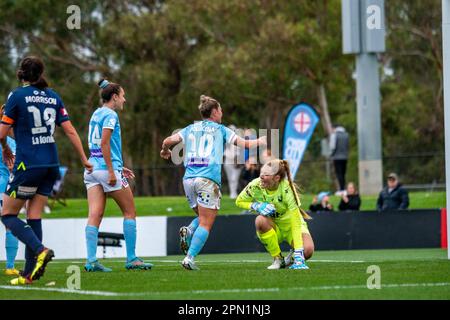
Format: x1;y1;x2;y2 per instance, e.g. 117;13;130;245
329;125;349;195
376;173;409;211
239;157;260;192
309;192;333;212
338;182;361;211
224;125;243;199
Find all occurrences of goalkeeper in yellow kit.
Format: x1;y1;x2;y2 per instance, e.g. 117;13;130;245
236;159;314;270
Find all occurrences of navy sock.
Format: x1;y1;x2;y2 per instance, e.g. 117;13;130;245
1;215;44;256
23;219;43;276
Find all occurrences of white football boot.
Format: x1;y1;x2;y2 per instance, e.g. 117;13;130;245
267;256;286;270
182;256;200;271
284;249;295;267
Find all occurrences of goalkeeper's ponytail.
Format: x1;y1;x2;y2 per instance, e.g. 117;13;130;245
262;159;311;220
281;160;312;220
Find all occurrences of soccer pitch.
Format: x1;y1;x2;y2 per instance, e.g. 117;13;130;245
0;248;448;300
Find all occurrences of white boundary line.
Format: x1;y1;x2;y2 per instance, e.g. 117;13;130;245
47;259;366;264
1;282;448;297
125;282;450;296
0;285;119;296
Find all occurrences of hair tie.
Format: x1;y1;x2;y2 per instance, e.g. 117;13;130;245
99;79;109;89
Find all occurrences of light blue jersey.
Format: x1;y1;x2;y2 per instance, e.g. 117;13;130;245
178;120;236;186
88;106;123;171
0;137;16;192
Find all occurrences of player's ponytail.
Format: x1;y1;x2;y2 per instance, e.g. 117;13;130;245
199;95;209;104
16;56;49;89
31;77;49;89
281;160;312;220
98;78;122;102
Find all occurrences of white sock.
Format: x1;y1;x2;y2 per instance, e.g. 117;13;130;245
294;248;305;263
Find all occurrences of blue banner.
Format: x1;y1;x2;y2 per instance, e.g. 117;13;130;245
282;102;319;179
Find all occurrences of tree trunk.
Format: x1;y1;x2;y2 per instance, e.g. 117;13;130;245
317;83;339;190
317;83;333;136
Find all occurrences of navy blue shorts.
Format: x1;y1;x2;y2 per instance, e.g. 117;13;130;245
5;167;60;199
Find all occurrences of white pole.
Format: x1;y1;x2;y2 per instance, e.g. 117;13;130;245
442;0;450;259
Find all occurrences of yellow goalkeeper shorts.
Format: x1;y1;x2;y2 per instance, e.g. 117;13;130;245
273;212;309;245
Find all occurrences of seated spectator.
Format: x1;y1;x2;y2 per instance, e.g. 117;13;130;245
376;173;409;211
309;192;333;212
338;182;361;211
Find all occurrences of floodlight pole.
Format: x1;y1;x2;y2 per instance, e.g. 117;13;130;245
442;0;450;259
342;0;385;195
356;53;383;195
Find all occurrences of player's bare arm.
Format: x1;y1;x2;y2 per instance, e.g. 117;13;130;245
101;128;116;186
234;135;267;149
0;123;14;168
160;133;182;160
61;120;93;173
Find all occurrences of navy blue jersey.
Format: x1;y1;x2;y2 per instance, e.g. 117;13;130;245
2;84;70;169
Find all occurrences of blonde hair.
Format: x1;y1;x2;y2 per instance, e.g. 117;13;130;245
262;159;312;220
198;95;220;118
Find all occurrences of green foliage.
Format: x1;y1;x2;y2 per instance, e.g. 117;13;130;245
0;0;444;196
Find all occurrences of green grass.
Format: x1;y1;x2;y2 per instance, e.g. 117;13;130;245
0;249;449;300
47;191;446;219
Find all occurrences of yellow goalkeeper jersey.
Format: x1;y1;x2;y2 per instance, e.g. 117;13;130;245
236;178;301;222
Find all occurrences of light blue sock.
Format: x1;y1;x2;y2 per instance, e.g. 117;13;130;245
5;230;18;269
187;226;209;258
85;225;99;263
123;219;137;262
188;217;199;234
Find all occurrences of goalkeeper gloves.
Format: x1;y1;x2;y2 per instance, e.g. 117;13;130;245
251;202;276;217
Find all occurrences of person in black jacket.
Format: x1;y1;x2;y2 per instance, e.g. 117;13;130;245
376;173;409;211
338;182;361;211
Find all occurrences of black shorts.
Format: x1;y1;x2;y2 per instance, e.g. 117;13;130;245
5;166;60;199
